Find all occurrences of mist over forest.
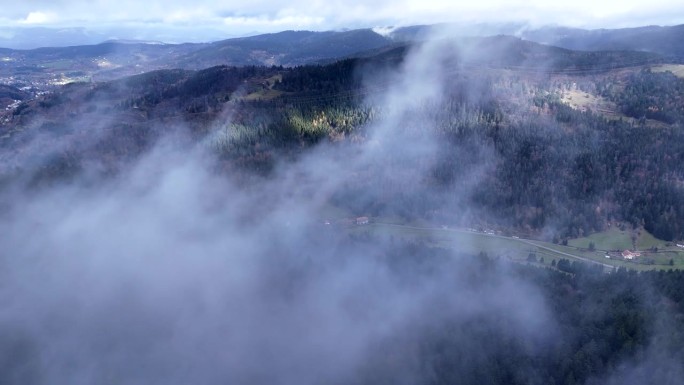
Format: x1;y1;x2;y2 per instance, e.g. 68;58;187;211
0;22;684;385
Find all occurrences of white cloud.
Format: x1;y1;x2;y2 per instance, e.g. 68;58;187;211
221;13;325;29
372;26;398;37
20;11;53;25
0;1;683;36
162;8;215;24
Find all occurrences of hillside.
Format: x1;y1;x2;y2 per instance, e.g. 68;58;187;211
1;37;682;242
521;24;684;61
0;24;675;94
388;23;684;61
0;84;29;109
175;29;393;68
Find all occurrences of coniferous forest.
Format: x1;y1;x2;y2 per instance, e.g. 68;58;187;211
5;45;684;241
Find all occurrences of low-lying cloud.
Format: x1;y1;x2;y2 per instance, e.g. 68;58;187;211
0;34;564;385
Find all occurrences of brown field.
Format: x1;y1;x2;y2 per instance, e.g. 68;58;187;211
560;89;615;113
560;88;669;127
651;64;684;78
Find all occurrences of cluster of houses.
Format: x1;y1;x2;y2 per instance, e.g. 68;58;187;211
605;249;643;260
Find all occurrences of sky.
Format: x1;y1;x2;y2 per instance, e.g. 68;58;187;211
0;0;683;43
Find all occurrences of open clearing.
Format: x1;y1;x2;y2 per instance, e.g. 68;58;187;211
239;74;284;101
559;88;669;127
560;89;615;113
352;221;684;271
559;89;627;121
652;64;684;78
567;226;667;250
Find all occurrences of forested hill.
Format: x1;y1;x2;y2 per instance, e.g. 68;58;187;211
521;24;684;61
0;29;395;83
389;23;684;61
174;29;395;68
1;39;683;241
0;28;666;84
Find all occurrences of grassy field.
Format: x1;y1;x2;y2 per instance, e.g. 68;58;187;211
558;85;668;128
560;89;615;112
530;240;684;271
568;226;669;250
243;89;284;101
350;222;684;271
652;64;684;78
353;224;593;268
43;59;76;70
239;75;285;101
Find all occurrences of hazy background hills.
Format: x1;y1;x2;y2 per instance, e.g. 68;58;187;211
0;23;681;88
2;22;684;61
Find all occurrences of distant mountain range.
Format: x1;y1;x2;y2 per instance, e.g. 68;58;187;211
174;29;393;68
0;26;239;50
2;22;683;63
522;24;684;60
0;23;681;89
0;27;109;50
390;23;684;60
0;28;394;68
3;34;666;134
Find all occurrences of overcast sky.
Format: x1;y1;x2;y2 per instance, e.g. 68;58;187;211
1;0;683;42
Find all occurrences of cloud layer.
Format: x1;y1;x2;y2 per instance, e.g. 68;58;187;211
1;0;683;40
0;38;559;384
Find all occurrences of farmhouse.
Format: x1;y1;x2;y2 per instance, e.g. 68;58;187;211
621;250;641;260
